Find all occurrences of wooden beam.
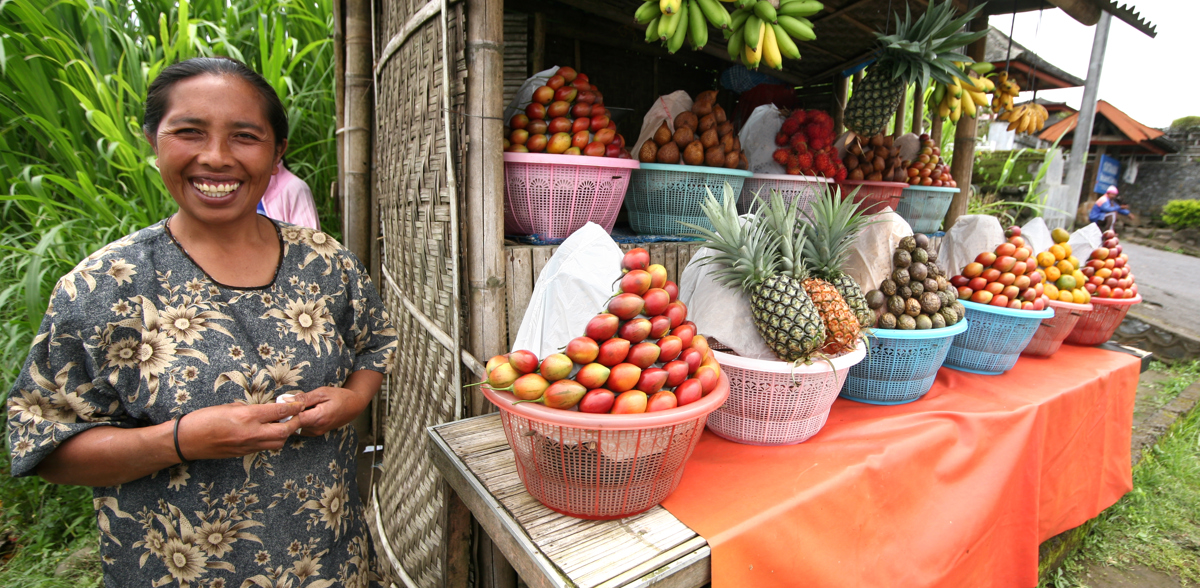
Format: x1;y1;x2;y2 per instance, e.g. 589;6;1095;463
532;13;545;73
943;9;988;230
911;82;924;135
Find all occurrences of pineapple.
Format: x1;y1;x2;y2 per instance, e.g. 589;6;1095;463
800;186;874;354
685;186;825;362
843;0;988;137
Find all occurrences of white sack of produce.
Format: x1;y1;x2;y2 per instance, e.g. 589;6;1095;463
678;247;778;361
739;104;786;175
631;90;693;157
1068;223;1102;263
512;223;623;359
501;66;558;126
1019;217;1053;256
845;210;912;295
938;215;1005;275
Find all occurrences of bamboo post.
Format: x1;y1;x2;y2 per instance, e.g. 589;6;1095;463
833;75;848;135
931;113;943;145
342;0;371;267
532;13;545;74
333;0;345;219
911;82;924;136
943;12;988;229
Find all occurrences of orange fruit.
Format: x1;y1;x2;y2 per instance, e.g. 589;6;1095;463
1044;283;1059;299
1045;266;1062;282
1058;290;1074;303
1062;244;1072;257
1049;244;1066;261
1067;254;1079;268
1036;251;1056;269
1055;260;1074;275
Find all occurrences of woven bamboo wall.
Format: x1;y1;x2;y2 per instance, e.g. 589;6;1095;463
373;0;469;584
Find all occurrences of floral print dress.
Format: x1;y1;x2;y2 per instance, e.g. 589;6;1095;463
6;220;398;588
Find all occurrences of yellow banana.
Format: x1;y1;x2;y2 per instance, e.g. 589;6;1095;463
661;0;682;15
950;105;961;123
946;95;960;110
961;92;976;117
938;103;950;118
762;22;782;69
948;77;963;99
743;21;765;69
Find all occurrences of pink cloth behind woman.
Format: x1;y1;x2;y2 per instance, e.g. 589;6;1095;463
260;162;320;230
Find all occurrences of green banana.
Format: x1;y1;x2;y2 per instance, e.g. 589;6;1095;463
660;0;681;15
726;24;744;60
635;0;661;24
744;14;762;47
931;82;946;106
645;16;660;43
696;0;730;28
735;0;755;10
687;0;708;49
777;15;815;41
729;8;751;30
968;61;995;75
777;0;822;17
659;7;682;41
667;0;689;53
771;23;801;59
752;0;777;23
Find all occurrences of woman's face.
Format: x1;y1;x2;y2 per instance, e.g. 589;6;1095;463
148;74;285;227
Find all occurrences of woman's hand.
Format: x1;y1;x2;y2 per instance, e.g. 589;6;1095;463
177;400;306;460
294;370;384;437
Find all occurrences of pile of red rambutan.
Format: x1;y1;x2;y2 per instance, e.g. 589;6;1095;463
770;109;847;180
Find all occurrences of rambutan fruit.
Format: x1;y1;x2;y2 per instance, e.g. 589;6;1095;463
773;149;790;165
775;132;789;146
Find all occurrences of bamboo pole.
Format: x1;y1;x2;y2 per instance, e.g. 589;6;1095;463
892;85;907;138
532;13;545;74
911;82;924;136
833;75;848;135
333;0;345;222
931;113;943;145
342;0;371;267
943;12;988;229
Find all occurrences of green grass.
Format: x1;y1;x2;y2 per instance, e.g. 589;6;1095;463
1041;363;1200;587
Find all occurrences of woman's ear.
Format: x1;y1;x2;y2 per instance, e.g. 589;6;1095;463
144;130;158;153
273;139;289;173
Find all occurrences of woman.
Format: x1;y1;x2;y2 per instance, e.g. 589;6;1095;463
1089;185;1132;232
6;57;397;587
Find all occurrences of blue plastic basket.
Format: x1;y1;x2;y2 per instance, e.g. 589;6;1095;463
624;163;753;235
895;185;959;233
944;300;1054;375
841;319;970;405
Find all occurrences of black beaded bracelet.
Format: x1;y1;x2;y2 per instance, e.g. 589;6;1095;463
173;414;191;465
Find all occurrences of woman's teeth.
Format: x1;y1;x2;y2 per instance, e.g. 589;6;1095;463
193;181;241;198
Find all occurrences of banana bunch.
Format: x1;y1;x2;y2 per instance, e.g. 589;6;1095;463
1000;102;1049;134
930;62;994;122
725;0;821;70
635;0;732;52
988;71;1021;115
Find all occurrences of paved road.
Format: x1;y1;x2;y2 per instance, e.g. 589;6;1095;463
1121;242;1200;340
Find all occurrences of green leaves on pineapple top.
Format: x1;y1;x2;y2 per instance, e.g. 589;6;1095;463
874;0;989;87
682;184;780;292
755;189;809;282
801;184;877;280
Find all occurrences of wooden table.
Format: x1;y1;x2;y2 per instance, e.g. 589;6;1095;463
428;414;710;588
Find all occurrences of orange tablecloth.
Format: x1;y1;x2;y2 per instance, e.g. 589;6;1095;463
660;345;1139;588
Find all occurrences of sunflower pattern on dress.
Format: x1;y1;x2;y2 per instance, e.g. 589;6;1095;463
6;220;397;588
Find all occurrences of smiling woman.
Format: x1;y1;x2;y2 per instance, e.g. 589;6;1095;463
5;57;397;588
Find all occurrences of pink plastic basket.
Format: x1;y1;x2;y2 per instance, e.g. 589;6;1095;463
837;180;908;214
707;343;866;446
1022;299;1093;358
1064;294;1141;346
482;375;729;520
737;173;834;216
503;152;640;240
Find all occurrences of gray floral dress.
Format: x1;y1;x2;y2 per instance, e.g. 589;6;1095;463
6;219;398;588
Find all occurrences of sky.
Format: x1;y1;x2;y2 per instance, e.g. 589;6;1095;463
987;0;1196;129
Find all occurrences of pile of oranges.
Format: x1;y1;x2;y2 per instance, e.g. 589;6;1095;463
1033;230;1091;304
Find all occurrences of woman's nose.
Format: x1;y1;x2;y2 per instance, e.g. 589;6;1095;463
197;137;234;167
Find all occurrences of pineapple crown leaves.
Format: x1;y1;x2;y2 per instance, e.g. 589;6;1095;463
875;0;989;87
680;184;780;292
754;189;810;281
800;184;879;279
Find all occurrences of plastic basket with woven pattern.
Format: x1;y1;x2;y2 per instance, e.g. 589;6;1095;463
1064;294;1141;346
842;319;969;405
837;180;907;214
624;163;753;235
944;300;1054;375
482;376;729;520
895;185;959;233
707;343;866;446
737;174;834;215
503;152;639;240
1022;299;1093;358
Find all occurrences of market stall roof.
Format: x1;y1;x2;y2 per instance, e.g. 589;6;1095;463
1038;99;1179;154
984;27;1085;91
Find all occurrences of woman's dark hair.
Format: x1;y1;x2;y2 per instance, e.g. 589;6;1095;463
143;57;288;146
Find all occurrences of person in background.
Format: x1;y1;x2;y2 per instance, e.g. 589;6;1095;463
1089;185;1132;232
258;160;321;230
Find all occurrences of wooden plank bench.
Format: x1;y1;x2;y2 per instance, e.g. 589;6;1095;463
428;414;710;588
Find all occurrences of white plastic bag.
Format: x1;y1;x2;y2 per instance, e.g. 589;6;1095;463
678;247;778;360
739;104;786;175
502;66;559;128
511;223;624;358
845;211;912;292
1019;217;1053;256
631;90;693;158
1067;223;1102;264
937;215;1005;276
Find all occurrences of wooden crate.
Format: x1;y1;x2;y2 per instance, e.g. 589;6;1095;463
503;241;704;348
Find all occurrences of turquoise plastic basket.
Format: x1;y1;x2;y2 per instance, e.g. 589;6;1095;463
841;319;970;405
896;185;959;233
944;300;1054;375
624;163;753;235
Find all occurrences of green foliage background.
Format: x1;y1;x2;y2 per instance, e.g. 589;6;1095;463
1162;199;1200;229
0;0;336;582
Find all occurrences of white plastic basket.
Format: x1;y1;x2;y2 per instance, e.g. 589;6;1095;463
708;342;867;446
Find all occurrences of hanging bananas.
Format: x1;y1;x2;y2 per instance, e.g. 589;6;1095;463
931;62;993;123
999;102;1049;134
637;0;820;67
988;71;1021;119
